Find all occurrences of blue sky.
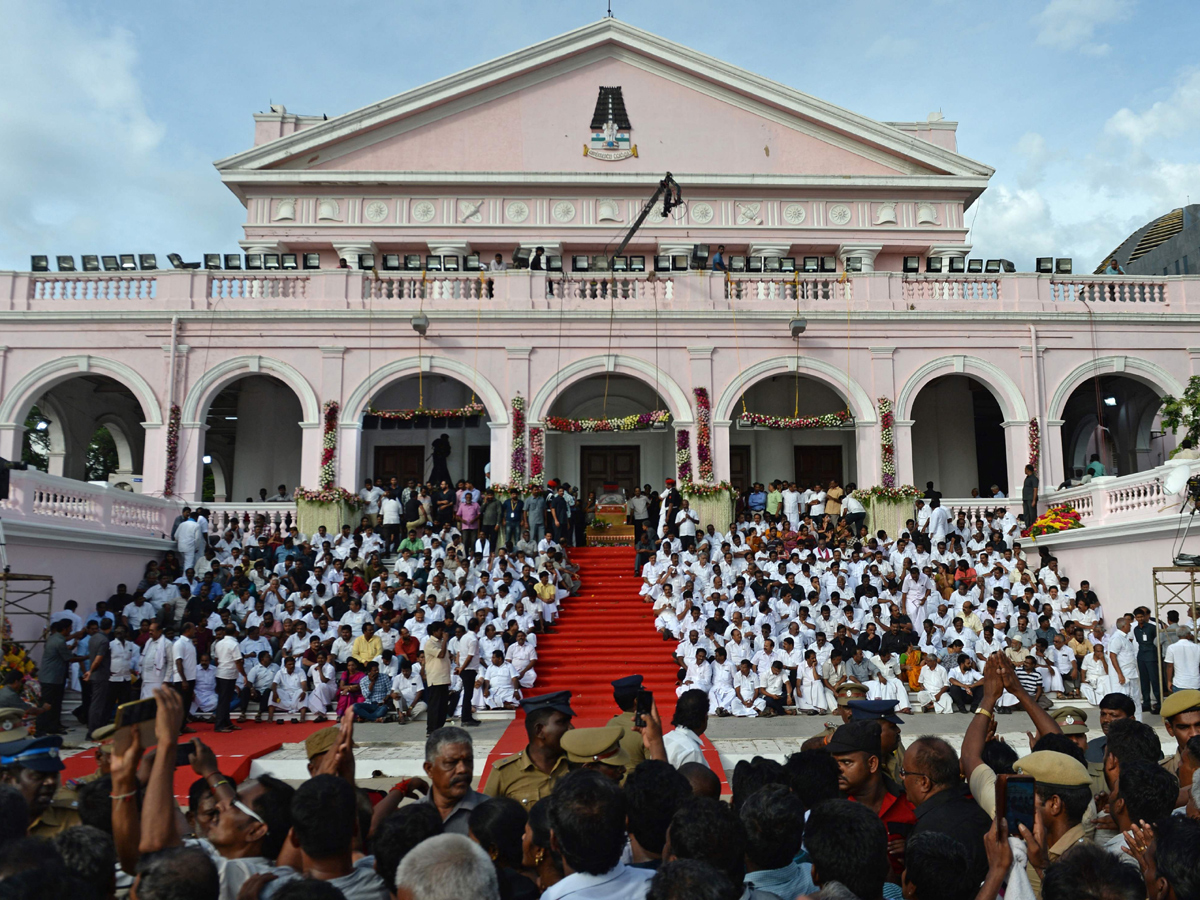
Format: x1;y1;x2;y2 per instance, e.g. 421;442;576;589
2;0;1199;271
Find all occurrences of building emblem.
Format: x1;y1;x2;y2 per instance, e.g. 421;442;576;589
585;86;637;161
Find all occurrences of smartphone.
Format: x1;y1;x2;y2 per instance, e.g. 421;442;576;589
995;774;1036;836
112;697;160;757
634;689;653;728
175;742;196;768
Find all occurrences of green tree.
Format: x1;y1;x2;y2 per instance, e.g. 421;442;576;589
21;405;49;471
1160;375;1200;453
85;426;120;482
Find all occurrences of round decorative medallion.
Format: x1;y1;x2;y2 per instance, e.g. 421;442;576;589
646;204;668;223
506;201;529;223
364;200;388;222
691;202;714;224
783;203;806;225
411;201;436;223
553;201;576;223
828;204;852;225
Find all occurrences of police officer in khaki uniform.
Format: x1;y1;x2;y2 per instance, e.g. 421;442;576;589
561;725;630;783
606;675;647;777
847;699;906;788
0;708;78;836
804;682;868;751
1159;689;1200;777
483;691;574;808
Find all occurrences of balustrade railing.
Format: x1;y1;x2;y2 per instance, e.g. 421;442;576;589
726;275;845;302
1;469;178;538
30;273;156;300
902;277;1000;302
206;503;297;537
209;273;309;299
1049;278;1166;303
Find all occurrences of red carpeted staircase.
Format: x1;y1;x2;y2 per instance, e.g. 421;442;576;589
533;546;680;718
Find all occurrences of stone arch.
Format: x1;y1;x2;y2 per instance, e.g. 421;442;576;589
182;356;320;425
343;356;508;425
0;355;162;427
530;354;692;424
1047;356;1183;422
897;355;1029;423
714;356;876;424
94;414;137;473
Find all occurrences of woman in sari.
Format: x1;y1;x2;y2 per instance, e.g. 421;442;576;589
336;656;365;718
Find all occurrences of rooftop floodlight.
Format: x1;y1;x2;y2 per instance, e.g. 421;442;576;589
547;255;563;272
1000;259;1015;273
303;252;322;270
138;254;157;270
382;254;401;271
691;244;709;269
984;259;1001;273
628;256;645;272
202;254;222;270
903;256;921;273
967;259;983;273
948;257;965;273
262;253;281;270
245;254;263;270
411;313;429;335
671;254;689;271
82;255;101;272
612;256;629;272
224;254;243;269
1056;258;1073;274
169;253;187;269
654;255;671;271
1036;257;1053;274
463;254;480;271
442;255;459;271
844;257;863;272
280;253;298;270
424;255;441;271
31;255;50;272
764;256;781;272
729;256;746;272
789;318;807;338
925;257;944;273
512;247;531;269
802;256;819;273
101;255;120;271
404;254;422;270
56;256;76;272
820;257;837;273
591;255;610;272
780;257;796;272
572;255;590;272
359;253;376;270
119;254;137;270
747;257;763;273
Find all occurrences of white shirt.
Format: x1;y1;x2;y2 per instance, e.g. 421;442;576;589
172;636;198;682
213;635;242;680
675;508;698;537
1166;638;1200;689
1109;629;1138;676
539;864;654;900
663;725;708;769
918;664;950;694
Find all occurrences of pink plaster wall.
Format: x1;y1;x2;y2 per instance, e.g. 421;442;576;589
303;58;928;177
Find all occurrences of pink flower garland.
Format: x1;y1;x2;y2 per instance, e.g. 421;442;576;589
1028;418;1040;469
510;395;527;486
694;388;714;482
319;401;339;489
676;429;693;482
529;427;544;487
163;403;181;496
879;398;896;488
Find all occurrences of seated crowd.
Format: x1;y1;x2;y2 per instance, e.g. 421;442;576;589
637;477;1197;720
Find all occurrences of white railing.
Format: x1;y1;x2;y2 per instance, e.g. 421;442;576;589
902;276;1000;302
929;498;1011;521
727;275;845;302
1049;277;1166;304
206;503;298;537
558;275;674;302
209;273;309;299
1040;460;1200;527
0;469;179;538
365;273;496;301
30;273;156;300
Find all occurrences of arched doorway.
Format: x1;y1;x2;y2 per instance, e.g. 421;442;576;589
911;375;1007;497
202;375;303;502
543;374;673;499
360;375;491;489
1059;376;1166;479
727;375;857;497
20;375;148;486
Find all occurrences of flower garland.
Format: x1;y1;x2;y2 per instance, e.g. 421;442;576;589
694;388;714;482
879;398;896;488
738;410;852;429
682;480;735;497
544;410;671;433
294;485;364;507
1028;418;1040;470
366;402;485;421
1021;503;1082;538
510;395;527;485
529;427;544;488
851;484;923;502
319;400;339;489
676;429;693;482
163;403;181;496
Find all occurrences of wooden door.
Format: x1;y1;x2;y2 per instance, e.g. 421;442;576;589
794;445;843;489
580;446;640;500
729;445;752;497
373;446;425;485
467;446;490;490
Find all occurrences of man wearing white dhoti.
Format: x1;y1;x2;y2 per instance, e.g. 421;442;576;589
481;649;521;709
307;652;338;720
866;650;912;714
504;632;537;689
141;622;174;699
916;654;953;714
191;656;218;717
732;659;767;717
269;656;307;722
1108;616;1142;722
901;565;933;634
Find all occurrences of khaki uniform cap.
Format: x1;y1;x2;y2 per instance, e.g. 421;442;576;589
1015;750;1091;786
0;709;29;744
1053;707;1088;735
1160;689;1200;720
561;726;631;767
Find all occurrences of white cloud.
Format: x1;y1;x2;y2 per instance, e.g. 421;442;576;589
1032;0;1134;55
1105;67;1200;146
0;1;237;269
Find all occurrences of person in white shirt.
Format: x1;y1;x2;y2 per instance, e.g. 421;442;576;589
732;659;767;716
306;652;338;720
175;512;203;572
190;656;218;717
505;632;538;688
212;626;247;732
456;621;482;725
1081;644;1112;706
269;656;308;722
391;659;428;722
1165;627;1200;691
1108;615;1143;722
916;654;954;713
359;478;384;525
141;622;174;699
481;649;521;709
866;650;912;713
675;500;699;551
172;623;199;727
663;689;710;768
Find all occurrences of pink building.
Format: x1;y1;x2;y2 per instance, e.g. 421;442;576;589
1;18;1194;536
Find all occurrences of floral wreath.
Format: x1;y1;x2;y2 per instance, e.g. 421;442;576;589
851;484;922;502
294;485;364;507
738;410;853;430
544;410;671;433
366;402;485;421
319;400;339;489
878;398;895;488
694;388;714;482
511;395;527;485
164;403;181;496
1028;418;1040;470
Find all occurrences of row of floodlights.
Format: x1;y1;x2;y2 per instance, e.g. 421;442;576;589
901;257;1072;275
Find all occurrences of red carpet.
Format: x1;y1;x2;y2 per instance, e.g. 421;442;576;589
63;719;327;802
481;546;727;791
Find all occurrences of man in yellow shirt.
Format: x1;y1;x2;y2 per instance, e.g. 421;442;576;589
351;621;383;667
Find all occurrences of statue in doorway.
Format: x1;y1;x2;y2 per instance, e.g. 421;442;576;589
428;433;452;485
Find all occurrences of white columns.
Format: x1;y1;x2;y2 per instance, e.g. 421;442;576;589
894;419;915;486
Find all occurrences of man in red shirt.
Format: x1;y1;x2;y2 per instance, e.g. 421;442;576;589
827;719;916;874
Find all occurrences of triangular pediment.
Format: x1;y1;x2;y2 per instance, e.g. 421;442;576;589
216;20;992;182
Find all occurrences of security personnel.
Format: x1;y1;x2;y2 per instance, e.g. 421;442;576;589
847;699;906;788
0;708;77;836
1133;608;1161;714
807;682;869;750
607;675;647;776
1159;689;1200;777
561;725;630;783
1053;706;1106;797
483;691;574;808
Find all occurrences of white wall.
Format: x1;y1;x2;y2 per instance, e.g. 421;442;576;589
231;377;303;499
912;377;979;496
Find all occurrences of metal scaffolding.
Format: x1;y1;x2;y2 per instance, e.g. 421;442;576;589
1152;567;1200;693
0;573;54;659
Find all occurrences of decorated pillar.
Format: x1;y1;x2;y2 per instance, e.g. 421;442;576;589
1002;420;1029;500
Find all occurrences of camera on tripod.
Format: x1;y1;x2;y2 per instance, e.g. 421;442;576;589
0;457;30;501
